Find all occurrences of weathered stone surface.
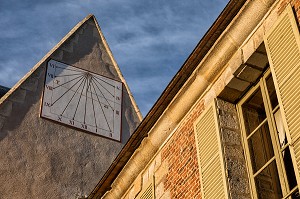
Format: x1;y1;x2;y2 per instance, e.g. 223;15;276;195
0;100;12;117
9;88;26;103
226;158;248;178
132;174;142;198
0;115;6;130
219;113;239;130
229;177;251;196
222;128;242;146
155;182;165;199
224;146;245;160
0;17;140;199
154;161;168;185
21;77;39;92
227;77;250;92
216;98;251;199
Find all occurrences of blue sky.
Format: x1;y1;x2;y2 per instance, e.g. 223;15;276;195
0;0;228;116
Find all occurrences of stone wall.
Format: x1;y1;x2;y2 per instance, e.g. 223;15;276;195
161;100;205;198
216;99;251;199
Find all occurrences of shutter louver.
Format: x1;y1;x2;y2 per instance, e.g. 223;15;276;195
137;176;154;199
194;102;228;199
264;4;300;187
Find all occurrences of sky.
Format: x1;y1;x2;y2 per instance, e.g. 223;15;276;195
0;0;228;117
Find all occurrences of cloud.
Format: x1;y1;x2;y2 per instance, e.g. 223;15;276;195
0;0;228;116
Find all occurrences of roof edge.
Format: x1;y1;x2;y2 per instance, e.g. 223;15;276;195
0;14;93;105
92;16;143;121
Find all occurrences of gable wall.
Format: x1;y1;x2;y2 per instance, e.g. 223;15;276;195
0;18;141;199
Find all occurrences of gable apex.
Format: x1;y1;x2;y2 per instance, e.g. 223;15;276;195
0;14;142;122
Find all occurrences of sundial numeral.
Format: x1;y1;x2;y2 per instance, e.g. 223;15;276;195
49;63;56;68
69;120;74;125
104;105;108;109
46;85;53;90
44;102;51;107
55;80;60;84
116;96;120;101
116;86;120;90
116;110;120;115
58;116;62;121
81;124;87;130
47;73;54;78
109;133;112;137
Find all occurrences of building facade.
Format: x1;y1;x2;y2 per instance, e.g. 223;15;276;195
89;0;300;199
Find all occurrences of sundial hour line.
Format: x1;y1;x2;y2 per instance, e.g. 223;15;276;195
56;113;112;132
73;75;88;120
93;75;115;88
92;76;114;97
55;65;84;73
84;75;92;124
53;74;84;89
91;79;114;110
60;75;87;116
55;73;83;78
90;84;98;128
51;75;85;106
57;83;116;108
91;81;112;132
86;89;116;104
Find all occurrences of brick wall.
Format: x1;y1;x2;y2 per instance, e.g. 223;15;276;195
120;1;300;198
161;100;205;199
278;0;300;26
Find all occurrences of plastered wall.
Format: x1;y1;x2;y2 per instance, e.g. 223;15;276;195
0;18;140;199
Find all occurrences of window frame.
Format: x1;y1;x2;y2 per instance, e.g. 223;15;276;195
237;69;298;199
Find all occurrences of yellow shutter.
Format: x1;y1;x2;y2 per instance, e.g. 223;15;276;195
137;176;155;199
193;101;228;199
264;4;300;186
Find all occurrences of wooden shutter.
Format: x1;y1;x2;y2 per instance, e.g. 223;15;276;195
264;4;300;186
193;101;228;199
137;176;154;199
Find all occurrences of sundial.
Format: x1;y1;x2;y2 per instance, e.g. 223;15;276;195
41;59;122;141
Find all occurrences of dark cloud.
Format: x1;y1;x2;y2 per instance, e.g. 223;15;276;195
0;0;228;116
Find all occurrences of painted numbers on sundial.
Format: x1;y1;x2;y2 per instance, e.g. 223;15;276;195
41;60;122;141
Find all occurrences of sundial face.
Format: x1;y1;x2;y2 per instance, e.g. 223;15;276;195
41;59;122;141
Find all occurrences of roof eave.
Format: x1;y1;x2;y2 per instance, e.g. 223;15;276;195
88;0;247;198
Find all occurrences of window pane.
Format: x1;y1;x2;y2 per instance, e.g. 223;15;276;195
291;189;300;199
254;161;282;199
282;147;297;190
266;74;279;110
274;109;287;149
242;89;267;136
248;122;274;173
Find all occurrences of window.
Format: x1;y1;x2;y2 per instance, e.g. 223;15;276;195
237;70;299;199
